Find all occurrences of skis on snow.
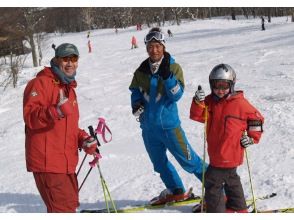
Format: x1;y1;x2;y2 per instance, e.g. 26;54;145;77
80;192;281;213
80;187;198;213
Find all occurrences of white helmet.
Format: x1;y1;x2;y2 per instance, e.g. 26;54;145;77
209;64;236;93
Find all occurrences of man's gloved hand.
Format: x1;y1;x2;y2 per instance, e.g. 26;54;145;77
82;136;97;155
49;89;73;120
132;102;144;117
159;53;171;80
57;89;73;117
194;85;205;102
240;132;254;148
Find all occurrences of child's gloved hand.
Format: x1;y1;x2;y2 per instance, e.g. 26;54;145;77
240;132;254;148
194;85;205;102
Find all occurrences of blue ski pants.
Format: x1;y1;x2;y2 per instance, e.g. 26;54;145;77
142;125;206;193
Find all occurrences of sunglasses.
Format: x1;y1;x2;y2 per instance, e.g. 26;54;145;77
212;80;231;90
144;31;165;44
59;56;79;63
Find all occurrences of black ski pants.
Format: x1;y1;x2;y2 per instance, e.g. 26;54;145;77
204;165;247;213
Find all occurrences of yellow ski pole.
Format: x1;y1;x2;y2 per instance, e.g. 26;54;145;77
201;103;208;213
244;131;257;213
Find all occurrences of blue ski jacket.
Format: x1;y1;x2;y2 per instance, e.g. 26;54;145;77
129;52;185;130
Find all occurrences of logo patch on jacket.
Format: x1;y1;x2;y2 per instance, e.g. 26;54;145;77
30;91;38;97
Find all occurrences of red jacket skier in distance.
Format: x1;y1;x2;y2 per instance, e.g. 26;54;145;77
23;67;88;173
190;91;264;168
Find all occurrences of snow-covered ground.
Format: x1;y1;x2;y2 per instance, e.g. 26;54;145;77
0;16;293;216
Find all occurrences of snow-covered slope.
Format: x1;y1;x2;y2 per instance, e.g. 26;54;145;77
0;17;293;213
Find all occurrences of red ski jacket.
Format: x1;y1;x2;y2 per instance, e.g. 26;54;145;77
23;67;87;173
190;91;264;168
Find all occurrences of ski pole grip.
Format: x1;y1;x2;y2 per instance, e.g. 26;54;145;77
198;85;202;90
88;125;101;147
88;125;95;138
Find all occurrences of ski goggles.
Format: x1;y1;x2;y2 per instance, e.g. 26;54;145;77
59;55;79;63
144;31;165;44
211;80;231;90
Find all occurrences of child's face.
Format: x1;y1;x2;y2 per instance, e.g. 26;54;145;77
212;80;231;98
213;88;230;98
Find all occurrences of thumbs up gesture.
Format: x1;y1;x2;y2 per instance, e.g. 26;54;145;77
56;89;73;117
194;85;205;102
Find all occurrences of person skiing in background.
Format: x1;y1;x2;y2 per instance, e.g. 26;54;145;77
23;43;97;212
261;16;265;31
129;27;206;205
88;39;92;53
131;35;138;49
190;64;264;213
167;29;173;37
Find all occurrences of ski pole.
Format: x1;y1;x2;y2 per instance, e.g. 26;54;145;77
201;86;208;213
77;122;103;177
96;163;117;213
78;165;93;192
244;132;257;213
89;125;117;213
78;126;102;192
77;154;87;177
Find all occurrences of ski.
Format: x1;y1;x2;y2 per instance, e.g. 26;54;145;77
80;192;277;213
80;196;200;213
255;207;294;213
246;192;277;209
81;187;199;213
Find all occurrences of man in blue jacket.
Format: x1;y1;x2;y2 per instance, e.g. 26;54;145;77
129;27;205;205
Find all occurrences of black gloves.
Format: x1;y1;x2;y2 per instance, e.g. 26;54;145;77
159;52;171;80
132;101;144;117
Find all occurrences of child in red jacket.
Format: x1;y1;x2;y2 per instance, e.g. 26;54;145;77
190;64;264;213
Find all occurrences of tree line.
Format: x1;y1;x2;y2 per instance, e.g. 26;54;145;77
0;7;293;89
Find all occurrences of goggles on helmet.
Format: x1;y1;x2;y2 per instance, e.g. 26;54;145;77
144;31;165;44
211;80;231;90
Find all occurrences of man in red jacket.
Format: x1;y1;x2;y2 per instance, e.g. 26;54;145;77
190;64;264;213
23;43;97;212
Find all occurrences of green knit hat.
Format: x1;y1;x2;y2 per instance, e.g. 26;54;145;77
55;43;79;57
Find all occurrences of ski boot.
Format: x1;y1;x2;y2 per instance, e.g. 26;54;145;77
150;187;194;206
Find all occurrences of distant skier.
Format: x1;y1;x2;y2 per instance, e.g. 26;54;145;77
87;31;90;38
167;29;173;37
131;36;138;49
88;39;92;53
136;23;142;31
23;43;97;212
129;27;206;205
190;64;264;212
261;16;265;31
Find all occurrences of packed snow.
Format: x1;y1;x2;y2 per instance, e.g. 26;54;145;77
0;16;293;215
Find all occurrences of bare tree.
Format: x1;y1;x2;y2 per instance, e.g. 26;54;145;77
231;8;236;20
81;8;94;30
7;8;46;67
267;8;272;22
0;53;27;89
171;8;183;25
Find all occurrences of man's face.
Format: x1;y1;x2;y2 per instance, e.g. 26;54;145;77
147;41;164;62
57;55;79;76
